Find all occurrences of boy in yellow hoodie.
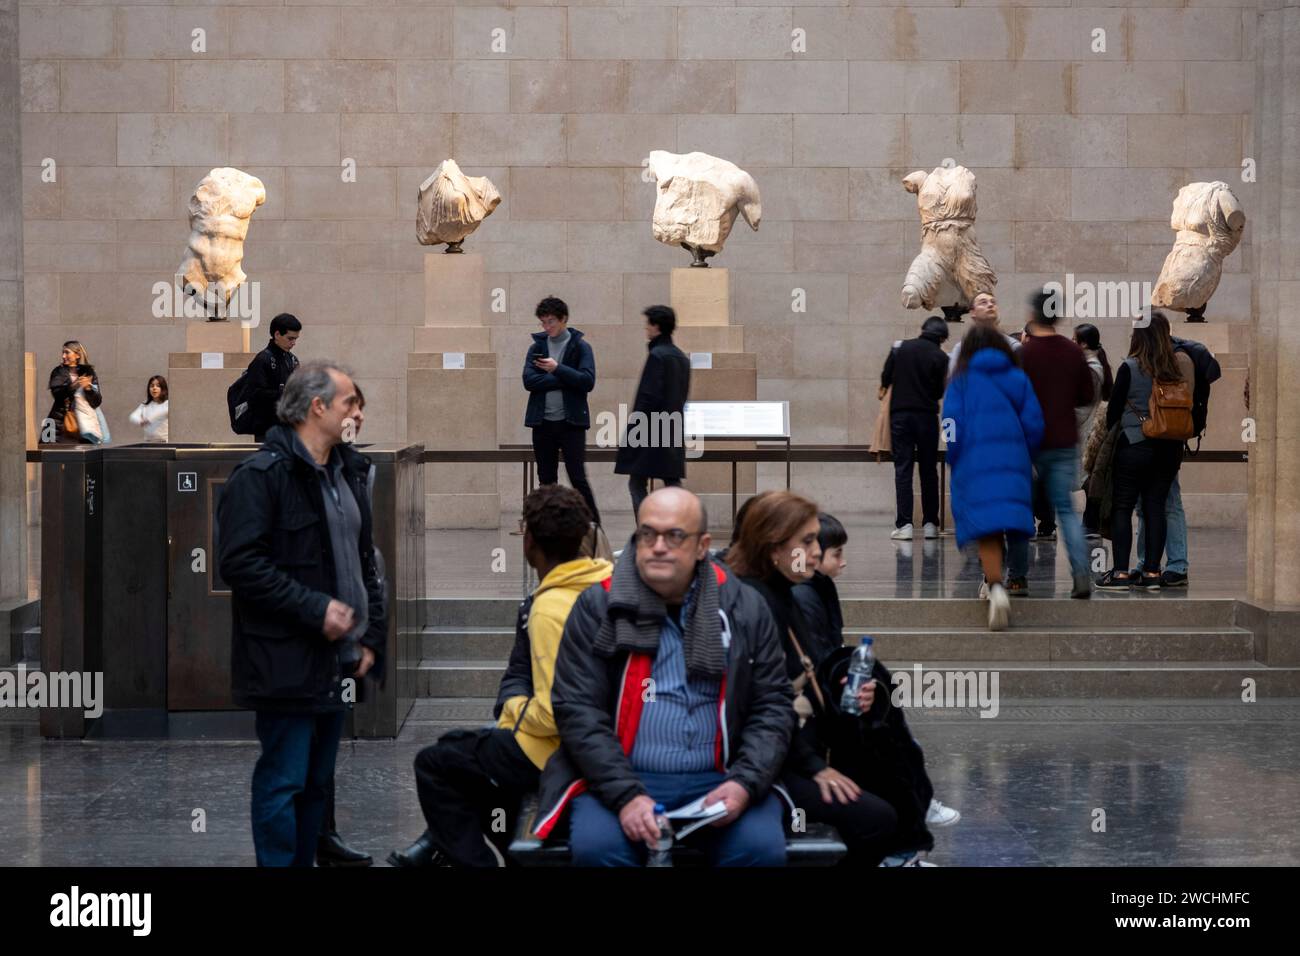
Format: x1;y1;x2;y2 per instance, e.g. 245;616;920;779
397;485;611;867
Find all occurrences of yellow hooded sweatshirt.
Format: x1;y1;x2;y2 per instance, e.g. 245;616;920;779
497;556;613;770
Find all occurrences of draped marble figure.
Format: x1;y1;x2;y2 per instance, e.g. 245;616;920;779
1152;181;1246;321
416;159;502;252
177;167;266;314
900;162;997;314
647;150;761;267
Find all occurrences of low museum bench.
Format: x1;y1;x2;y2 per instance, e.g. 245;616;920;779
508;793;848;867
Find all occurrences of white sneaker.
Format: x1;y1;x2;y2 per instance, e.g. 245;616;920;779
922;523;938;539
890;524;914;541
978;580;989;601
926;798;961;827
987;583;1010;631
880;851;938;867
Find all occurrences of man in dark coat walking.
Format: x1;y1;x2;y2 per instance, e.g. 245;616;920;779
217;360;386;867
615;305;692;518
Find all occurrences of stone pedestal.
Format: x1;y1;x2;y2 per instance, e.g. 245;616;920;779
185;321;250;355
409;253;499;527
166;351;257;442
423;252;485;327
671;267;730;326
669;268;756;522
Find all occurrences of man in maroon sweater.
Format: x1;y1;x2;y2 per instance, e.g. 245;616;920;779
1010;291;1095;599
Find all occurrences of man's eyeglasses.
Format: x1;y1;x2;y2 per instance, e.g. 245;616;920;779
635;526;702;549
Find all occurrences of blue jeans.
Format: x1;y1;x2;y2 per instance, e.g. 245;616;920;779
1135;478;1187;574
569;770;787;867
1005;532;1030;581
1033;447;1089;577
251;710;346;867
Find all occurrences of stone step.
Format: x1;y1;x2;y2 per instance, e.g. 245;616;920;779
418;597;1241;630
417;624;1256;663
408;656;1300;699
0;664;42;723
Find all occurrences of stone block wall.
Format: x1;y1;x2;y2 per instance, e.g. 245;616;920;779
17;3;1260;520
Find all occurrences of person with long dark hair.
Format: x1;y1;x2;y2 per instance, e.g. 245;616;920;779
728;491;916;866
128;375;170;443
1073;324;1111;536
1095;312;1194;590
943;324;1044;629
46;340;103;444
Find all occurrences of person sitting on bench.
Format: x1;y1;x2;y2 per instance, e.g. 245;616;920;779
388;485;611;867
533;486;794;866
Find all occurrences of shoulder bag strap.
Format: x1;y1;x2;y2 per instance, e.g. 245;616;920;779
786;626;826;711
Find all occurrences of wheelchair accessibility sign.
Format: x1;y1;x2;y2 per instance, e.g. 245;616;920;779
178;472;198;493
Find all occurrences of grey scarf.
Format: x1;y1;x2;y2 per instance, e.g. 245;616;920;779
593;537;727;679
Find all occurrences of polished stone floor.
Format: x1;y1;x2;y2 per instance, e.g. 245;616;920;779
2;698;1296;866
428;515;1247;601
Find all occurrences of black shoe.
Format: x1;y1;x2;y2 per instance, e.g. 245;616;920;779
1160;571;1188;588
1095;570;1133;591
1071;572;1092;599
1006;576;1028;597
317;831;373;868
386;830;451;868
1132;572;1161;591
1084;528;1101;540
1035;528;1056;540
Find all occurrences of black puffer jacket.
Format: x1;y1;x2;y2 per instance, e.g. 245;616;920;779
532;561;793;838
217;424;386;712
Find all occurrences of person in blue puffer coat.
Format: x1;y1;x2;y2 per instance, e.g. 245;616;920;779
942;324;1044;631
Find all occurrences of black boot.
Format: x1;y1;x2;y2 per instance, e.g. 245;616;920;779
316;831;373;868
387;830;448;867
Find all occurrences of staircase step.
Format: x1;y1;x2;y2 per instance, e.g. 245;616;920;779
416;624;1256;664
839;598;1238;629
859;627;1255;662
419;597;1242;630
407;656;1300;700
420;626;515;660
884;659;1300;699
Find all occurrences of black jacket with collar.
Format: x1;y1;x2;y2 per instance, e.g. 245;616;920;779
881;331;949;415
531;560;793;839
217;424;386;712
244;341;300;437
613;332;692;479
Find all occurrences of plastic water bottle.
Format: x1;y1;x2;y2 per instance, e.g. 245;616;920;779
840;637;875;715
646;803;673;867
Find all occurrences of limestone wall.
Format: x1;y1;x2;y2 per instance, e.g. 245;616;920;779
17;3;1260;520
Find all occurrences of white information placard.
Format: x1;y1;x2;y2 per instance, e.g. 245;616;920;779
200;352;223;369
442;352;466;370
690;352;713;369
683;401;789;439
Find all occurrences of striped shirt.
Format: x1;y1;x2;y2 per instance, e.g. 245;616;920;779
629;591;722;774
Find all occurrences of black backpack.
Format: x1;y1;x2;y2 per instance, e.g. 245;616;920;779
227;367;257;435
1172;337;1222;448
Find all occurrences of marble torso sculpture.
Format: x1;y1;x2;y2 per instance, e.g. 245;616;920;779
901;162;996;315
178;167;266;315
416;159;501;252
1152;182;1245;321
647;150;761;267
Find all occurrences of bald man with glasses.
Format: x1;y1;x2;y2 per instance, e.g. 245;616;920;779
531;487;795;866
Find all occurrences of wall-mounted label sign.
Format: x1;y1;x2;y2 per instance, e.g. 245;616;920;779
178;472;198;493
443;352;466;370
690;352;713;369
200;352;223;369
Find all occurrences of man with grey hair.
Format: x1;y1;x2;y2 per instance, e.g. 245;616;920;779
218;360;387;866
